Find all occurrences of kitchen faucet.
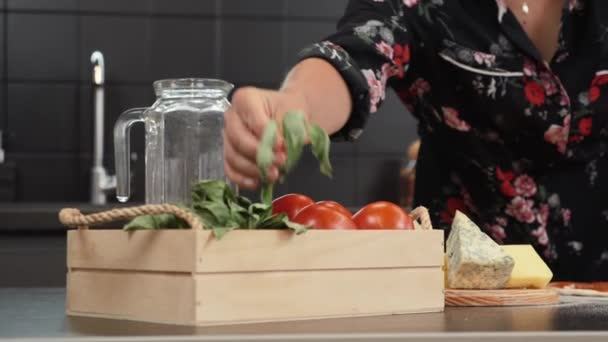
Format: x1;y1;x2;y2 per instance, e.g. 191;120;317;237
90;51;116;205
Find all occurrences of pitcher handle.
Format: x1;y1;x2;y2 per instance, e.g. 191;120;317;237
114;107;146;202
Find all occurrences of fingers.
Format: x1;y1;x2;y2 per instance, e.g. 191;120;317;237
223;149;280;190
223;87;288;188
232;87;270;138
224;159;257;190
224;135;268;180
224;107;260;160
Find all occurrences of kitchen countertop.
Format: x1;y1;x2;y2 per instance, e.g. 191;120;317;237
2;288;608;341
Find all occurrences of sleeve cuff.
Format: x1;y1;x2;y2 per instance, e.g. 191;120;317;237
296;41;371;142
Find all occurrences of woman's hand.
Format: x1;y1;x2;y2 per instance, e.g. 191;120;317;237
223;58;353;190
223;86;310;190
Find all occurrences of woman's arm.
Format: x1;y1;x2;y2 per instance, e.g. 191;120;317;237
223;0;414;189
280;58;353;136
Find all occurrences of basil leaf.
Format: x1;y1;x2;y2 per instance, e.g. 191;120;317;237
235;194;252;208
203;201;232;225
256;212;288;228
123;214;187;231
228;201;250;227
257;120;279;205
212;226;238;240
249;202;271;216
282;217;310;235
123;215;158;230
248;202;271;228
308;123;333;177
193;207;221;227
256;120;278;181
260;183;274;206
282;111;307;173
192;179;229;203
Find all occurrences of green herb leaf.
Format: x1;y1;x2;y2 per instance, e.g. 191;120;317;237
123;215;158;230
247;202;268;228
123;213;187;231
256;120;278;181
228;200;250;227
212;226;238;240
282;217;310;235
194;201;231;226
260;182;274;206
235;194;252;209
256;212;287;228
192;179;229;203
282;111;308;173
308;123;333;177
249;202;271;216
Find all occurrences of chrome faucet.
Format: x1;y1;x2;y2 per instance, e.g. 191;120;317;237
90;51;116;205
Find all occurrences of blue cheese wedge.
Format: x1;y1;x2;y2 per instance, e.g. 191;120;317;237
446;211;515;289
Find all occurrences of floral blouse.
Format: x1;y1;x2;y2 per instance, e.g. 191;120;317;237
297;0;608;281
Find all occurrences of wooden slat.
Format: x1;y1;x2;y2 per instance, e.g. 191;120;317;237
195;267;444;325
445;289;560;307
66;270;196;325
195;229;444;272
67;230;197;272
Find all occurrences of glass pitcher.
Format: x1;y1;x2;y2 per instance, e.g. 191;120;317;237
113;78;233;204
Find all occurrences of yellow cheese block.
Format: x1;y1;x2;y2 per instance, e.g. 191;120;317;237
502;245;553;289
443;245;553;289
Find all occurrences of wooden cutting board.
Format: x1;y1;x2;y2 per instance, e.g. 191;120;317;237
445;288;560;307
548;282;608;297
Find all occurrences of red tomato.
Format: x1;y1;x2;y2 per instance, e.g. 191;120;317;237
353;201;415;230
316;201;352;217
272;194;314;220
292;204;357;230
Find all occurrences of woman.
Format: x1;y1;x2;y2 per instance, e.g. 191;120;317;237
222;0;608;281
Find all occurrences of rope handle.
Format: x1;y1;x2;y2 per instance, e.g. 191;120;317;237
58;204;204;230
410;206;433;231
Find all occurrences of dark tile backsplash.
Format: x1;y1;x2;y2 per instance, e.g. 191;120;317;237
0;15;5;80
80;15;151;83
149;0;216;16
219;0;285;17
149;17;216;80
11;154;85;201
356;90;419;156
7;83;79;153
285;0;348;19
0;1;418;206
78;0;151;14
8;14;79;81
0;84;4;130
287;152;357;206
7;0;78;11
285;21;335;66
356;156;404;205
220;19;285;85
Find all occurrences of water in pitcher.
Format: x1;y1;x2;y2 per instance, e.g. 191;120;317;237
145;104;225;205
114;79;233;205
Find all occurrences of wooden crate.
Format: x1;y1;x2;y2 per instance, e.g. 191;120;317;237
62;206;445;326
